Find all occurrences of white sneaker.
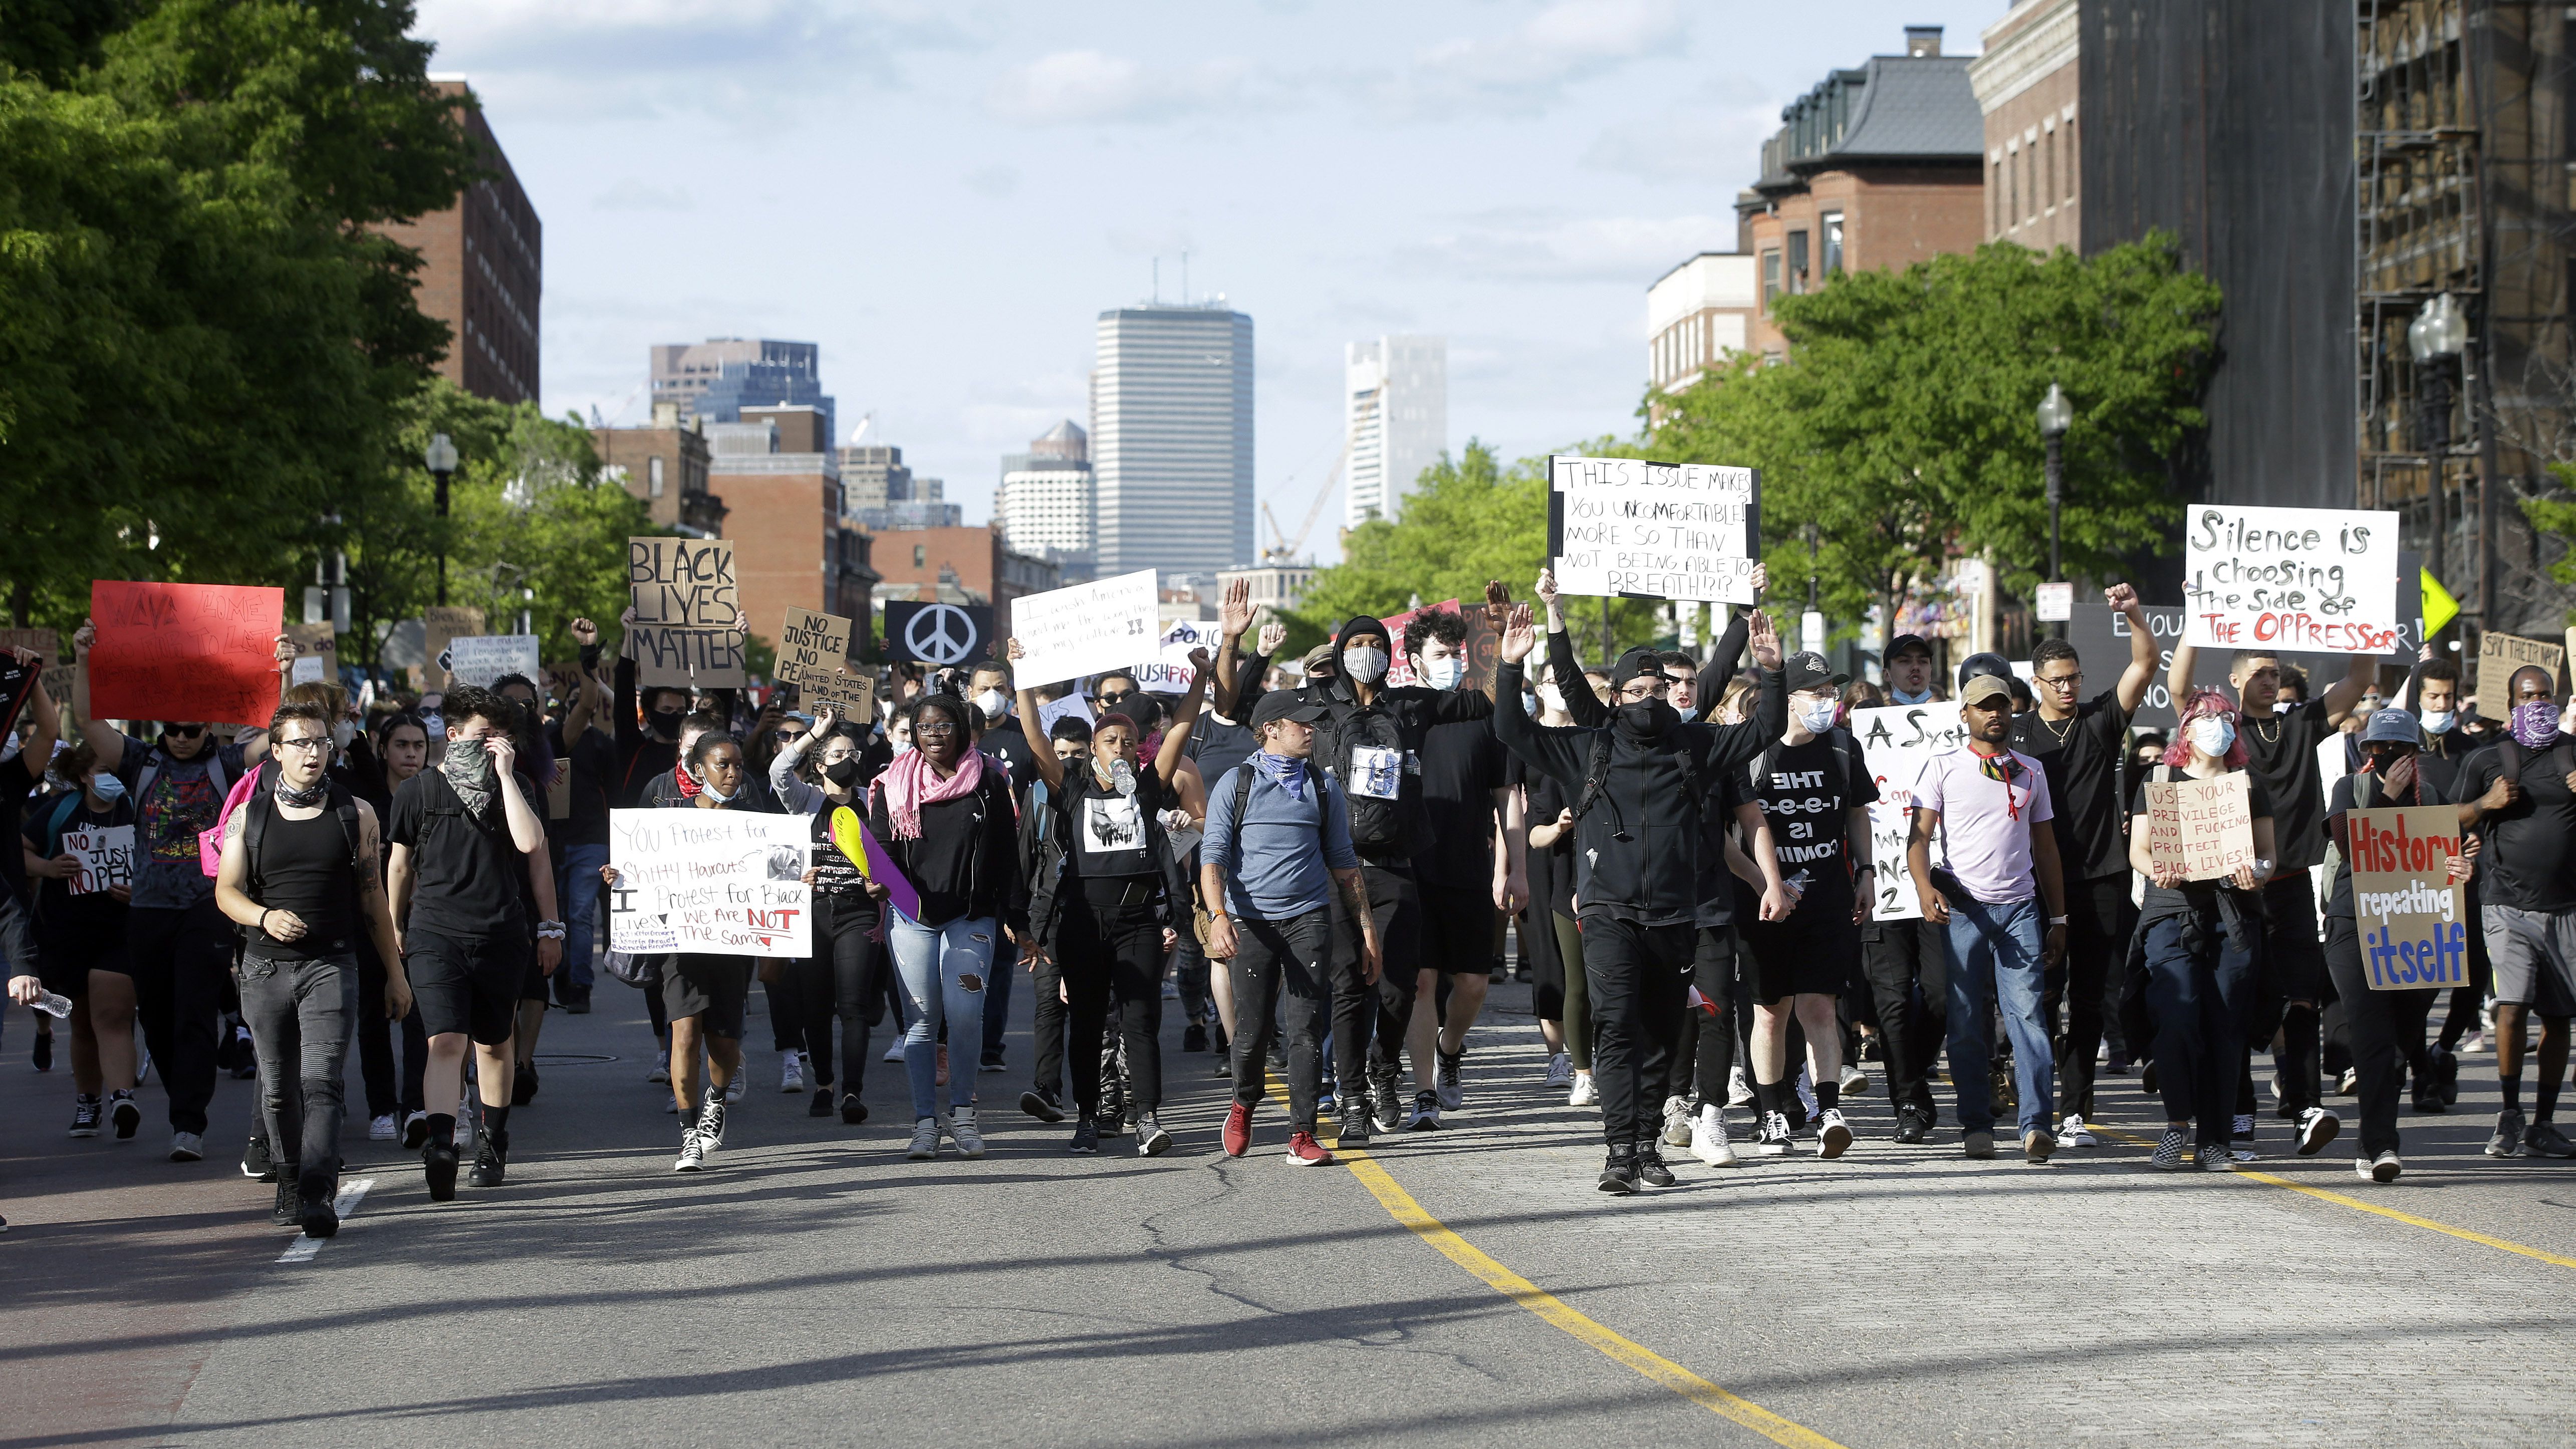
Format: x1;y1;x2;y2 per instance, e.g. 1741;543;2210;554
1837;1063;1869;1098
369;1113;398;1141
1569;1070;1598;1107
884;1041;907;1064
906;1116;939;1160
168;1131;203;1163
782;1052;806;1094
1726;1062;1755;1109
1817;1107;1853;1158
2359;1149;2401;1183
2058;1114;2100;1147
672;1128;705;1172
1690;1108;1741;1167
1661;1095;1693;1147
947;1105;986;1159
1543;1052;1573;1088
725;1072;746;1103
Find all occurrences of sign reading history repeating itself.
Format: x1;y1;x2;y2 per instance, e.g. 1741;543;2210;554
2181;504;2401;655
2475;630;2564;711
2347;805;2470;991
1009;569;1158;688
606;808;810;958
63;825;136;896
444;634;541;690
1547;454;1760;606
88;582;285;728
628;537;745;688
1852;702;1966;921
882;601;995;669
776;608;874;718
2144;772;2256;882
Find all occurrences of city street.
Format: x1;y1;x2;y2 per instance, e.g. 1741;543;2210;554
5;981;2571;1449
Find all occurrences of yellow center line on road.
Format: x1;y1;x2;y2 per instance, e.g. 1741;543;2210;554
1256;1076;1845;1448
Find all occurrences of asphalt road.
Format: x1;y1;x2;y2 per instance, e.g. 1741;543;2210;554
5;974;2574;1449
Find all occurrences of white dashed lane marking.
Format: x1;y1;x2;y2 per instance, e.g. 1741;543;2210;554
276;1176;375;1264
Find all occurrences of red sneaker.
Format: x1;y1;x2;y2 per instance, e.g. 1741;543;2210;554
1222;1101;1252;1157
1285;1130;1335;1166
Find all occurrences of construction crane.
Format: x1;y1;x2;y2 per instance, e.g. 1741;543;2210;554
1262;433;1346;564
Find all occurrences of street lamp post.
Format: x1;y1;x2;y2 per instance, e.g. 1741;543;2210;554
424;432;458;606
2036;381;2073;581
2408;293;2467;591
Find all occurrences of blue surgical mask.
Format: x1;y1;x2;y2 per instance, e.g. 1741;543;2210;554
2189;717;2236;758
1800;699;1839;734
2420;709;2456;736
1423;656;1466;691
1891;685;1932;705
1675;706;1699;723
89;773;126;802
1520;690;1539;716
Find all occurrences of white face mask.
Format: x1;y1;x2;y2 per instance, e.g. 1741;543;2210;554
974;689;1008;720
1536;680;1565;714
2420;709;2456;735
1799;699;1839;734
332;719;357;750
1422;656;1466;691
2190;717;2236;758
1343;647;1388;684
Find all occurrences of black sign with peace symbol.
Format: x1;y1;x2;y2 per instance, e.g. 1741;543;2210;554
883;601;994;666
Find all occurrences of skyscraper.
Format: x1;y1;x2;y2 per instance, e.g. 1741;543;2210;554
1343;336;1447;526
998;420;1096;581
1090;301;1254;575
649;339;835;442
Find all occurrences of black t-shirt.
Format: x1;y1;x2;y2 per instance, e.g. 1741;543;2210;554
1186;712;1259;796
0;753;34;901
902;794;988;926
20;790;130;933
1733;734;1877;920
984;726;1040;797
1510;754;1575;916
2238;700;2334;874
550;723;616;848
2452;740;2576;912
1413;713;1504;891
2136;766;2275;920
387;769;536;942
2010;689;2131;881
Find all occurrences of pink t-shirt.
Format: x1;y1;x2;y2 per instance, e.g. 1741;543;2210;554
1914;746;2054;904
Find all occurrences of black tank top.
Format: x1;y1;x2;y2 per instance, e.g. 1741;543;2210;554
248;800;359;960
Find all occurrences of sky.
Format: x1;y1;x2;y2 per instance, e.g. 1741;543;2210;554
411;0;2005;562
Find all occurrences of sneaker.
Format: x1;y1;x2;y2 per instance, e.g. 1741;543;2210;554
2458;1029;2486;1055
906;1117;940;1160
2231;1113;2256;1151
673;1128;705;1172
2140;1060;2159;1096
512;1060;539;1105
298;1189;340;1240
1135;1112;1172;1157
2153;1128;2192;1170
2058;1114;2100;1148
240;1130;273;1179
1569;1070;1599;1108
698;1094;727;1151
725;1072;745;1103
1406;1091;1442;1131
1317;1087;1336;1119
935;1045;948;1087
1838;1062;1869;1098
169;1130;204;1163
1962;1130;1996;1160
1661;1095;1694;1147
1634;1145;1676;1187
1369;1066;1405;1132
840;1094;868;1125
1543;1052;1573;1088
2432;1045;2461;1105
1757;1110;1795;1156
1285;1130;1334;1166
68;1094;101;1138
2197;1141;2236;1171
1435;1045;1464;1111
809;1087;834;1117
1725;1063;1754;1109
884;1041;906;1064
2335;1066;2360;1097
648;1060;671;1085
424;1138;460;1199
467;1128;508;1188
1020;1088;1067;1124
978;1054;1005;1075
2363;1149;2403;1183
2295;1107;2341;1156
1338;1106;1372;1147
2412;1075;2447;1114
107;1090;140;1141
2524;1119;2576;1158
1818;1108;1854;1159
402;1111;431;1150
1222;1101;1253;1157
368;1112;398;1141
1893;1105;1930;1145
782;1052;806;1094
1182;1023;1208;1054
2022;1128;2055;1163
1070;1116;1100;1154
1690;1110;1741;1167
1213;1051;1233;1079
947;1106;986;1159
1597;1144;1639;1194
271;1175;301;1229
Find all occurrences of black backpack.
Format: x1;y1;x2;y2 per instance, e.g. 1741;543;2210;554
1328;702;1410;850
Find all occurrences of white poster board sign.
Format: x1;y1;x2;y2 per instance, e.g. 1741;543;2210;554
1850;702;1965;921
1037;692;1095;737
606;809;812;958
445;634;543;689
63;825;136;896
2181;505;2401;655
1010;568;1158;689
1134;619;1220;692
2034;582;2074;621
1548;454;1760;605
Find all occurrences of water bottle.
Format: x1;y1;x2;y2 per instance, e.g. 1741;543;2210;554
30;990;73;1019
1110;757;1138;798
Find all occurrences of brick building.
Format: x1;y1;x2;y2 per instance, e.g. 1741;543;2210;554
594;401;725;536
376;79;541;405
1970;0;2081;253
706;407;878;654
870;526;1060;616
1646;253;1761;395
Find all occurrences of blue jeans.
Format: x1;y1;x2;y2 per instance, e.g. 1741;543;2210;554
557;842;608;995
1944;896;2055;1137
888;911;995;1120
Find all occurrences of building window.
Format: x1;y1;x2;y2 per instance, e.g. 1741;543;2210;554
648;456;665;498
1822;212;1844;274
2006;146;2019;228
2064;118;2078;203
1762;250;1781;310
1786;230;1809;292
2043;127;2056;213
913;544;927;568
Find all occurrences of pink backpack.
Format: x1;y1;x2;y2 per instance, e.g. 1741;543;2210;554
198;759;268;876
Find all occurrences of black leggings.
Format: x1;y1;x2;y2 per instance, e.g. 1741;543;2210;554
1669;925;1741;1104
1059;894;1166;1115
813;891;885;1096
356;936;428;1118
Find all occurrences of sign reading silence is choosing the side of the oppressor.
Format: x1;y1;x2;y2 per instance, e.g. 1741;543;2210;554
2347;805;2470;991
2182;504;2401;656
1548;454;1760;606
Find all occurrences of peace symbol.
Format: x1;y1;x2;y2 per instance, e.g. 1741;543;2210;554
903;605;978;666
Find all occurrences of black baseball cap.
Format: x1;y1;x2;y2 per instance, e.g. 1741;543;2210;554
1781;651;1849;692
1886;633;1934;661
1249;692;1330;730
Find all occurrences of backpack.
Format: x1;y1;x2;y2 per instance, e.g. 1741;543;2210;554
1328;702;1409;849
237;781;365;948
1227;758;1329;860
2496;736;2576;790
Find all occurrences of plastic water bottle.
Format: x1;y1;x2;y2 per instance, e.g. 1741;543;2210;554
1111;758;1138;797
30;990;72;1019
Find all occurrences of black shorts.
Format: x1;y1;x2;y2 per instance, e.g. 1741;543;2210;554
407;928;530;1046
1417;883;1496;978
1744;902;1863;1002
36;922;131;999
663;952;751;1040
520;947;552;1005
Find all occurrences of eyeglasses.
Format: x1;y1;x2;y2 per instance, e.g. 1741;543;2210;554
1616;677;1671;701
915;718;959;736
2036;672;2083;690
772;729;803;742
274;735;331;754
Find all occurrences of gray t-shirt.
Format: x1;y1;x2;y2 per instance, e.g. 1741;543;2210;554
116;737;248;909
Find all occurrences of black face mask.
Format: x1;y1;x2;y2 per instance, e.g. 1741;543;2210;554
823;756;862;787
648;708;684;739
1614;698;1679;743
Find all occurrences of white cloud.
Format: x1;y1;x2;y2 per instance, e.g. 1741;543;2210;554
1386;0;1688;117
591;178;695;212
964;163;1020;198
1391;209;1736;284
985;50;1273;125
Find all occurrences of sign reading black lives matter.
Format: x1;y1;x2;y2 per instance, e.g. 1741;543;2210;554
882;601;994;668
1547;454;1760;606
628;537;745;688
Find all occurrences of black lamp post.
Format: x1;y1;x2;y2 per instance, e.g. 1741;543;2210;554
2036;381;2073;585
424;431;458;605
2408;293;2466;586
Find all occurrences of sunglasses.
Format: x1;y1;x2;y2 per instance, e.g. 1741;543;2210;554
163;724;206;739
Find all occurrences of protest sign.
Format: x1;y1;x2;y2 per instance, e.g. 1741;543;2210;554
882;601;995;668
62;825;136;896
1009;569;1158;688
2347;805;2470;990
420;607;483;691
606;808;810;957
445;634;541;690
1373;601;1460;689
628;537;745;687
0;629;56;734
1134;618;1221;691
89;582;284;728
1851;702;1966;920
1037;691;1095;738
2034;582;2074;622
2144;772;2256;881
1548;454;1760;605
285;623;338;688
2181;504;2401;655
777;608;853;683
2475;630;2564;711
543;661;589;706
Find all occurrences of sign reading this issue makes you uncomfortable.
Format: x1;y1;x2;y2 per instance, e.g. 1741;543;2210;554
607;808;810;958
2347;805;2470;991
1548;454;1760;606
1009;568;1159;688
628;536;745;688
2182;504;2400;655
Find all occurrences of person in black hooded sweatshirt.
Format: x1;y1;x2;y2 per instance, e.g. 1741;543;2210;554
1492;597;1785;1193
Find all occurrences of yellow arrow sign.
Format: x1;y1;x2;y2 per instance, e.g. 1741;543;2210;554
2422;568;2460;639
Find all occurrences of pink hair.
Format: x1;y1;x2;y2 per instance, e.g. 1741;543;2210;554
2163;687;2249;769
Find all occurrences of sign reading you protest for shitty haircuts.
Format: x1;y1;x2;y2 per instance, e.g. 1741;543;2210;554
607;808;811;958
2347;805;2470;991
1548;454;1760;605
1851;703;1965;922
2181;505;2401;656
628;537;745;688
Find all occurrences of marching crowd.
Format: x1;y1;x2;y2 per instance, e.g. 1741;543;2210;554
3;564;2571;1237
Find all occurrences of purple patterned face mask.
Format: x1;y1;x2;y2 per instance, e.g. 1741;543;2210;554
2509;700;2560;750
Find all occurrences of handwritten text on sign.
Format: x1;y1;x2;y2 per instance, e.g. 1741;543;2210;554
2145;772;2256;882
1853;703;1965;921
628;537;745;688
2348;805;2469;990
1548;454;1760;605
1009;568;1159;689
2476;630;2564;711
607;808;810;958
63;826;136;896
445;634;541;690
88;581;285;728
2182;505;2399;655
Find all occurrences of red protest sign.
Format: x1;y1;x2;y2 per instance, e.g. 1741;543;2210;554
89;581;284;728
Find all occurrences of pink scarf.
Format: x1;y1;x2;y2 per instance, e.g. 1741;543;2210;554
878;746;983;840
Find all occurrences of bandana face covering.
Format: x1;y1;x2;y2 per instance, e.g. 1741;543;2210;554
441;736;497;820
2509;699;2560;750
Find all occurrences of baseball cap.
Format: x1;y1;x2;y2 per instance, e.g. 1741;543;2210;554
1249;692;1331;730
2362;708;2421;746
1299;644;1337;674
1610;646;1665;689
1958;673;2015;707
1781;651;1849;693
1886;633;1934;660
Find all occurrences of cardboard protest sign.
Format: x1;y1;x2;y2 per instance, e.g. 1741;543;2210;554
1852;703;1966;920
2145;772;2257;882
606;808;810;957
446;634;541;689
1548;454;1760;605
777;608;853;683
2475;630;2564;712
1135;619;1221;692
0;629;52;736
882;600;995;669
2181;504;2401;655
284;623;338;688
2347;805;2470;990
543;660;589;706
420;607;484;691
89;582;284;728
1009;569;1157;688
63;825;136;896
627;537;745;687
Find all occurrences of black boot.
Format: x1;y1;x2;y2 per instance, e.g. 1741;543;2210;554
271;1167;302;1229
423;1138;461;1202
297;1166;340;1239
467;1126;509;1188
1597;1141;1639;1195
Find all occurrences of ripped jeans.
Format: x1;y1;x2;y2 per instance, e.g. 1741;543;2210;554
888;911;996;1121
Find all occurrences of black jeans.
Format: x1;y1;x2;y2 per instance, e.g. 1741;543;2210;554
2324;917;2440;1158
356;935;429;1118
1060;893;1167;1115
1581;914;1695;1148
127;898;232;1135
815;891;883;1095
2258;874;2329;1116
1861;914;1949;1118
239;949;357;1193
1340;863;1419;1085
1668;925;1740;1104
2048;873;2136;1120
2144;913;2254;1147
1228;907;1345;1131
